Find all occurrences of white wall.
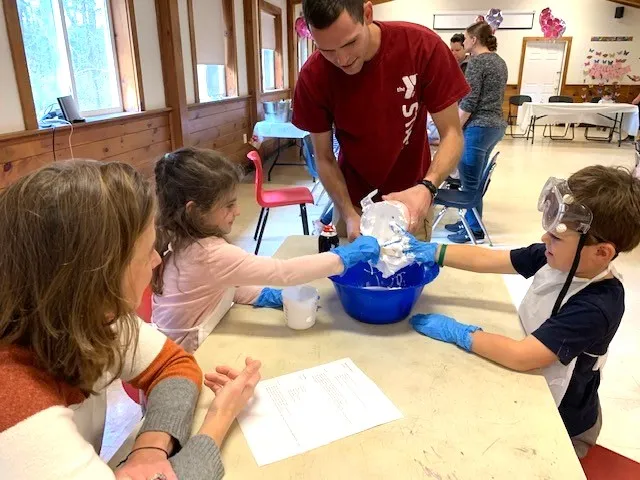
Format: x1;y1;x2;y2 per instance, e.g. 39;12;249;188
235;0;249;95
373;0;640;86
0;2;27;134
178;0;196;104
134;0;166;109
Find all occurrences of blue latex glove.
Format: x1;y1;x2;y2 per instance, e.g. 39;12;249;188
254;288;283;309
332;235;380;270
410;314;482;352
402;231;439;266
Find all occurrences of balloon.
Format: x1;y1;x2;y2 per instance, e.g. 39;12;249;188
538;8;566;39
475;15;486;23
295;16;311;39
485;8;503;33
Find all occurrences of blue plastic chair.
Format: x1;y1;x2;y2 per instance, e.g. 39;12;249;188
432;152;499;246
302;134;337;220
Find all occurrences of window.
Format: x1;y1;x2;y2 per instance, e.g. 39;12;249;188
17;0;122;119
297;37;312;72
261;49;276;91
197;64;226;102
188;0;238;103
259;2;283;92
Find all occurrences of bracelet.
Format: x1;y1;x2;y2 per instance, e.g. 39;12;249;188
116;446;169;467
437;244;447;267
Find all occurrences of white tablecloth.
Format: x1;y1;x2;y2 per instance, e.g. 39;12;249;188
250;121;309;149
516;102;639;136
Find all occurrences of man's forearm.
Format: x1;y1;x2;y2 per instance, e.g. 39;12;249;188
424;128;464;187
316;154;358;218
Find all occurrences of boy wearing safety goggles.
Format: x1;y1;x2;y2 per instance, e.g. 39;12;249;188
403;165;640;458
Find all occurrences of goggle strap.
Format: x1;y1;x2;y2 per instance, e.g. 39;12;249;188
551;234;588;317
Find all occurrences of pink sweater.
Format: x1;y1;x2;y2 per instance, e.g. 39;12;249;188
152;237;343;332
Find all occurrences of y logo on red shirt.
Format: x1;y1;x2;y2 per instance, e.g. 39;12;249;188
400;74;419;146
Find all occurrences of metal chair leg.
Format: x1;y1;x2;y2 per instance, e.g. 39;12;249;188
254;207;265;240
473;208;493;247
459;209;477;246
255;208;269;254
300;204;309;235
431;207;448;231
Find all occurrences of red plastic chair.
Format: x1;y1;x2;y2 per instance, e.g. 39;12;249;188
122;285;153;405
248;150;314;254
580;445;640;480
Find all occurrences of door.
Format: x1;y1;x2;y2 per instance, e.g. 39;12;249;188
520;41;567;103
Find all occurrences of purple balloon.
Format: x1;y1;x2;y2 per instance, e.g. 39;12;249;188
486;8;503;32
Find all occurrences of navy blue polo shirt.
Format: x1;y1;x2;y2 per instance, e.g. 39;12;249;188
510;243;625;437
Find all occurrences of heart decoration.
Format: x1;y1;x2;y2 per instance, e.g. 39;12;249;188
485;8;503;33
295;16;312;39
539;8;566;39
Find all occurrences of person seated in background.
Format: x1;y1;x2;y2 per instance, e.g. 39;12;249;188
450;32;469;74
403;165;640;459
0;160;262;480
598;94;615;104
152;148;380;353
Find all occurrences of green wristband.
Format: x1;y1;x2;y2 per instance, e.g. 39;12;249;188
437;244;447;267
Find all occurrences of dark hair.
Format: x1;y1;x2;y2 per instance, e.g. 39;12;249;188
568;165;640;252
153;148;243;293
303;0;364;29
450;33;465;45
0;160;154;394
466;21;497;52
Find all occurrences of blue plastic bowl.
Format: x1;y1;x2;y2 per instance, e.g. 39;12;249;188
330;262;439;325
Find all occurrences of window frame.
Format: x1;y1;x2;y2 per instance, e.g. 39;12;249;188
4;0;144;130
258;0;283;93
187;0;238;104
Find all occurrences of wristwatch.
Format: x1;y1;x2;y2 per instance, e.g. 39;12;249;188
417;179;438;200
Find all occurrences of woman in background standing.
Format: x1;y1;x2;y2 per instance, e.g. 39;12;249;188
446;21;508;244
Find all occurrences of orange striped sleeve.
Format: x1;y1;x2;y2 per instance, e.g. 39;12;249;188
129;338;202;395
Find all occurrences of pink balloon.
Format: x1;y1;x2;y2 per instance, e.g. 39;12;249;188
539;7;566;39
295;16;311;39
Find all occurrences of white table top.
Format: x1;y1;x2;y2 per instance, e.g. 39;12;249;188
517;102;639;136
253;121;309;139
192;236;585;479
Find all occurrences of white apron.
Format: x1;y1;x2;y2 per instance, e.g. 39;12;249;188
156;288;236;352
518;264;621;406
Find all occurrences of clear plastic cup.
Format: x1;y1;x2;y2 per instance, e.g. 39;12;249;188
282;285;319;330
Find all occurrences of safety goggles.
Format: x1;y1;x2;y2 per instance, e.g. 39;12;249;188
537;177;593;235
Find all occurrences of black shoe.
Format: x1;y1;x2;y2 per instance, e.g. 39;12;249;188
448;229;485;244
445;221;464;232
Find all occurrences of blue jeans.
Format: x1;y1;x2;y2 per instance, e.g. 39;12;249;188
459;126;504;231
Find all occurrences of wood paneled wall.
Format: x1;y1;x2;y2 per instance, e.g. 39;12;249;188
186;96;252;164
0;109;171;189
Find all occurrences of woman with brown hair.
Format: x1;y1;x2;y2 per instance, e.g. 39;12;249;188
446;21;508;244
0;160;260;480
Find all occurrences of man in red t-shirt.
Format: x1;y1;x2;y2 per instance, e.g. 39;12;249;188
293;0;470;241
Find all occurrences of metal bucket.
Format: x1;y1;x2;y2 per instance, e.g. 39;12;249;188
263;100;292;123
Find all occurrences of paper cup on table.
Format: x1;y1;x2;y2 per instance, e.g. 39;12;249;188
283;285;319;330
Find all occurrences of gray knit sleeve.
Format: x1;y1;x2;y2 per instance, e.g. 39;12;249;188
169;435;225;480
138;377;198;447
